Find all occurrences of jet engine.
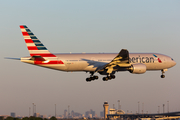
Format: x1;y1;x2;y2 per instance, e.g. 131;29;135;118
128;63;146;74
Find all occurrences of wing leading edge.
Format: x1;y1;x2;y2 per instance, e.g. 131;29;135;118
96;49;131;74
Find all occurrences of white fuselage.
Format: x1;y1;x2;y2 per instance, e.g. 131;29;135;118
21;53;176;72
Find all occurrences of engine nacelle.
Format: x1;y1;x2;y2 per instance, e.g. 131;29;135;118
129;63;146;74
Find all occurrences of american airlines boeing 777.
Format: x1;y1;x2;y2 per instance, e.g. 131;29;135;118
6;25;176;82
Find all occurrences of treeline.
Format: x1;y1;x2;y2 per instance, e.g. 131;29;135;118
1;116;57;120
0;116;102;120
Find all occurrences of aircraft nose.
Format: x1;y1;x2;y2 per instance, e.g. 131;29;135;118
170;58;176;67
172;60;176;67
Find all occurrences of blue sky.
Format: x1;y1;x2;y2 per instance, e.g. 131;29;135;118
0;0;180;117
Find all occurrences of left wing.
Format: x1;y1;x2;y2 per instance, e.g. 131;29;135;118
96;49;131;74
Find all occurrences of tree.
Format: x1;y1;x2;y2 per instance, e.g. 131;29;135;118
22;117;29;120
5;117;13;120
50;116;57;120
29;116;36;120
13;118;21;120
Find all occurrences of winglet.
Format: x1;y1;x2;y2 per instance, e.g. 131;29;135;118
20;25;56;57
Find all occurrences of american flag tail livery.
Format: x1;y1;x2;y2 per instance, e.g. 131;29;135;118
20;25;56;57
20;25;64;65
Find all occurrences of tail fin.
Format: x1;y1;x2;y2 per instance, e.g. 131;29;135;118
20;25;56;57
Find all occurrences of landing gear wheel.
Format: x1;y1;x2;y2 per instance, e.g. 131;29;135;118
160;69;166;78
86;78;91;82
90;77;95;80
110;74;115;79
94;76;99;79
103;77;108;81
86;72;99;82
108;76;112;80
161;75;165;78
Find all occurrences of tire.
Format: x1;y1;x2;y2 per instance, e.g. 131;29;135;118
86;78;91;82
161;75;165;78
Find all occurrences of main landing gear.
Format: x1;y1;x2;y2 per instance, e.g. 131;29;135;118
86;72;99;82
161;69;166;78
103;74;116;81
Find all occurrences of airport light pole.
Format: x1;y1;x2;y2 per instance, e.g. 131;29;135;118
167;101;169;113
34;105;36;113
142;102;144;114
55;104;56;117
138;101;140;114
32;103;34;116
118;100;120;110
163;104;165;113
29;107;31;117
158;106;160;114
68;105;70;118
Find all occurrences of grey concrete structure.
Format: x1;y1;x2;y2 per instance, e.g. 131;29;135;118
103;101;109;119
107;111;180;120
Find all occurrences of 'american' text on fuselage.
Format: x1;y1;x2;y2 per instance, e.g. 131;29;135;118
129;57;154;63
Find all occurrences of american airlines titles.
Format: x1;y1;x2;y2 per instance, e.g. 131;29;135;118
129;56;154;63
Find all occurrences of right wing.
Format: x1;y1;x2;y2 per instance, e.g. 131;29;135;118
96;49;131;74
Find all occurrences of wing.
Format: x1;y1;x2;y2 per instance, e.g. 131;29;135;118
96;49;131;74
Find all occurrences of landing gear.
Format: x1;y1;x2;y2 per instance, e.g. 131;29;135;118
161;69;166;78
86;76;99;82
86;72;99;82
103;77;108;81
102;74;116;81
161;75;165;78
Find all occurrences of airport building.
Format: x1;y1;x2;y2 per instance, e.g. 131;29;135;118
103;101;180;120
34;113;40;117
10;112;16;118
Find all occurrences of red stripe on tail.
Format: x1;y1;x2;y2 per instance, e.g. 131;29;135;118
20;26;25;29
30;53;56;57
25;39;34;43
27;46;38;50
22;32;29;36
34;60;64;64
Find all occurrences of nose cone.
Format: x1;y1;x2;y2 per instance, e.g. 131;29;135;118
172;60;176;67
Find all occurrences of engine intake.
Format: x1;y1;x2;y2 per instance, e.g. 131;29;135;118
129;63;146;74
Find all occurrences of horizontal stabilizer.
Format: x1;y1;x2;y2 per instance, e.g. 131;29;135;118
5;57;21;60
30;56;46;61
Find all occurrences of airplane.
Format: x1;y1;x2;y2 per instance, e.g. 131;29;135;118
6;25;176;82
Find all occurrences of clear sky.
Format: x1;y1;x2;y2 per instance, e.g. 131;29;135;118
0;0;180;117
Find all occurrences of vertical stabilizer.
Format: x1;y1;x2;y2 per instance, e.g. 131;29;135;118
20;25;56;57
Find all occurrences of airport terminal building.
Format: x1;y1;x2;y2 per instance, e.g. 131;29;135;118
104;102;180;120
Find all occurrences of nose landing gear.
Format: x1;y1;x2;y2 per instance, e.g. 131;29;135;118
161;75;165;78
161;69;167;78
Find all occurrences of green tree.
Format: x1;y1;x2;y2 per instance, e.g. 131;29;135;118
5;117;13;120
50;116;57;120
0;116;4;120
13;118;21;120
29;116;36;120
22;117;29;120
35;117;43;120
